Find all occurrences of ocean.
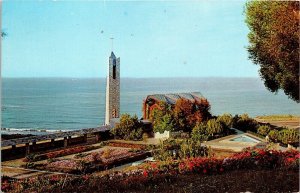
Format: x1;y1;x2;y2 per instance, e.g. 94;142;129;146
1;77;299;134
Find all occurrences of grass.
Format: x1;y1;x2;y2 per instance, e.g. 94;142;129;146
256;115;300;121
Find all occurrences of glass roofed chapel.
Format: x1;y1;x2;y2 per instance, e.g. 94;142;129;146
142;92;207;120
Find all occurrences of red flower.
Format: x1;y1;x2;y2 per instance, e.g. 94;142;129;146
50;175;60;182
219;168;224;172
143;170;148;177
258;150;266;156
285;157;295;164
203;169;207;174
82;175;89;180
179;163;185;171
188;162;194;170
151;163;157;169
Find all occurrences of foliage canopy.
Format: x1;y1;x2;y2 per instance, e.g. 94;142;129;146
245;1;299;102
110;114;143;140
151;99;211;133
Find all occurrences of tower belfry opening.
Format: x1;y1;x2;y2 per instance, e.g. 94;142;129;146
113;65;116;79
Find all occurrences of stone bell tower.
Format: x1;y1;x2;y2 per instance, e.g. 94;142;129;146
105;51;120;125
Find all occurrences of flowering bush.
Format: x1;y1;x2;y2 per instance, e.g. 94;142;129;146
1;176;14;192
152;139;211;161
144;149;299;176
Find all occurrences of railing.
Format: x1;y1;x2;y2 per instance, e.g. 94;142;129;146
1;126;111;147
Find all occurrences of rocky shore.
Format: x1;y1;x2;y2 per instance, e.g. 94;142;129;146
1;134;35;141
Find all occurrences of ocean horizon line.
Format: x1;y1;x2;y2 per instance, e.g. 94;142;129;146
2;76;260;79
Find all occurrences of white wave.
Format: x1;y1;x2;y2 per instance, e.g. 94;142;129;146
1;128;72;133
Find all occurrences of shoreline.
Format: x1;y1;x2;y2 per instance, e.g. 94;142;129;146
1;128;70;136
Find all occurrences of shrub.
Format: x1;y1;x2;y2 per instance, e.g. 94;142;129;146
268;128;299;145
142;133;149;142
268;130;279;142
153;139;210;161
217;113;233;128
278;129;299;145
25;162;35;169
232;114;259;132
24;153;38;162
192;123;209;141
110;114;144;140
257;125;271;136
153;113;176;134
206;119;223;136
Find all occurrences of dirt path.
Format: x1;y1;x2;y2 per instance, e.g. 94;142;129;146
255;117;300;129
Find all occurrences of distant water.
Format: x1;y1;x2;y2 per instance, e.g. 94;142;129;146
1;78;299;133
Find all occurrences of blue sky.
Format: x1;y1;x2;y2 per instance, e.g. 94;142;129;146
2;0;259;78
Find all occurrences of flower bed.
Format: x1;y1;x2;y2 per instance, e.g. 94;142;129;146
107;142;147;150
2;149;299;193
82;148;137;164
47;160;83;173
24;145;98;162
142;149;299;177
44;148;150;174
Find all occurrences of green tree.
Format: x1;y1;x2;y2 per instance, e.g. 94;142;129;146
245;1;299;102
110;114;143;140
153;113;176;134
232;114;259;132
217;113;233;129
150;99;211;134
191;123;209;142
206;119;223;136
